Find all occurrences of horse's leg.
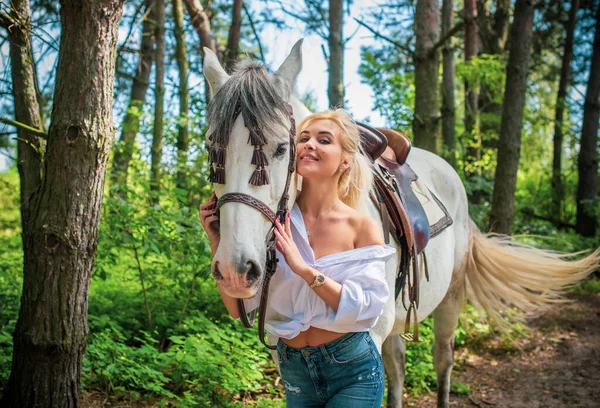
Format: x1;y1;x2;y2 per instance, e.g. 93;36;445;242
432;272;464;408
382;334;406;408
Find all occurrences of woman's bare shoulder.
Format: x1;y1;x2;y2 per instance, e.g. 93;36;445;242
344;206;384;248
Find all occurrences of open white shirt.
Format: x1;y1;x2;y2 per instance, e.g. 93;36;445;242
243;204;396;340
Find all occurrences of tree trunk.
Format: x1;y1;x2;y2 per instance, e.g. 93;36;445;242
413;0;441;153
6;0;46;224
150;0;165;196
552;0;579;219
328;0;344;108
464;0;480;171
478;0;510;147
173;0;190;192
1;0;124;406
110;0;155;192
489;0;535;234
576;5;600;237
182;0;216;104
441;0;456;167
224;0;243;72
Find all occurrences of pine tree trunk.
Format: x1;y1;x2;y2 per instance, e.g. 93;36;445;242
1;1;124;406
328;0;344;108
489;0;535;234
7;0;46;223
441;0;456;167
413;0;441;153
111;0;155;192
552;0;579;219
224;0;243;72
151;0;165;196
173;0;190;192
576;6;600;237
464;0;480;171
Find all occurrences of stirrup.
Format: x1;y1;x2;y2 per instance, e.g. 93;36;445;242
400;301;423;342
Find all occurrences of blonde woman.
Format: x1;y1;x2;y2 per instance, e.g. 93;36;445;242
200;110;395;407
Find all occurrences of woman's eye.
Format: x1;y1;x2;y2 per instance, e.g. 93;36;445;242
298;137;309;143
274;143;288;158
319;139;330;144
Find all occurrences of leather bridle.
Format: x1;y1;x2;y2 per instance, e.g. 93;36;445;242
213;105;297;350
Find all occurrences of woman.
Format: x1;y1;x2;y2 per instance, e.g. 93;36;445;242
199;110;395;407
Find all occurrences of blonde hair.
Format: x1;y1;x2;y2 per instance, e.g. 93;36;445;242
296;110;373;210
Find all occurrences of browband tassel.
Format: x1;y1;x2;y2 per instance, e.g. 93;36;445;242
209;166;216;182
251;148;269;167
214;147;225;166
213;166;225;184
249;166;269;186
248;128;266;147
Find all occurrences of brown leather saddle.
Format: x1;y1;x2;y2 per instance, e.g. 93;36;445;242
357;122;452;342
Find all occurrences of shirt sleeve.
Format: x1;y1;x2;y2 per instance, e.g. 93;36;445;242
331;258;390;328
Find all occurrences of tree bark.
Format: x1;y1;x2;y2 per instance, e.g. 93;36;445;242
224;0;243;72
441;0;456;167
110;0;155;193
489;0;535;234
576;5;600;237
182;0;216;104
413;0;441;153
328;0;344;108
464;0;480;170
173;0;190;192
150;0;165;196
552;0;579;219
6;0;46;225
1;0;124;406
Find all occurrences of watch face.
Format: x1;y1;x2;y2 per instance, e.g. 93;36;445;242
317;275;325;284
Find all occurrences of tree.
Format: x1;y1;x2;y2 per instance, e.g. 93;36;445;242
173;0;190;192
414;0;441;153
151;0;165;196
1;0;46;220
552;0;580;219
441;0;456;167
464;0;479;169
328;0;344;108
0;0;125;405
489;0;535;234
576;4;600;237
224;0;243;72
110;0;156;193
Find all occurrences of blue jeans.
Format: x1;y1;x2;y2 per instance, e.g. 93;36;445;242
277;332;385;407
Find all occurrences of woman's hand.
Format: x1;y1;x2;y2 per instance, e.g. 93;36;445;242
274;213;309;276
198;192;220;255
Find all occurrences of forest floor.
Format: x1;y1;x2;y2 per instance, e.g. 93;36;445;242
405;290;600;408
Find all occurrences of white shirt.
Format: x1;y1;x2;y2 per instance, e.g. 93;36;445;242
243;204;396;339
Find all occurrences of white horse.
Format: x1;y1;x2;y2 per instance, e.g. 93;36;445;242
203;40;599;408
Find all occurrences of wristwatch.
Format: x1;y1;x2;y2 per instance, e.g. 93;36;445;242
309;274;326;288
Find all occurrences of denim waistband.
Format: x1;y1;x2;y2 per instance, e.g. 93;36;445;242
277;331;370;361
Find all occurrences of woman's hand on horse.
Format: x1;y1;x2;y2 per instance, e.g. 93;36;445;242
199;192;220;253
274;213;308;276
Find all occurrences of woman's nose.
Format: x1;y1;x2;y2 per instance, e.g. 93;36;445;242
304;139;315;149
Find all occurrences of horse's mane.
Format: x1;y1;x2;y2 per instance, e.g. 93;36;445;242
207;60;290;146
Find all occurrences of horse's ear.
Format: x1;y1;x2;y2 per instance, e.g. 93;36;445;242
203;47;230;96
274;39;303;93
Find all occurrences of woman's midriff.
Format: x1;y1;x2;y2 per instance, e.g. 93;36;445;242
280;326;347;348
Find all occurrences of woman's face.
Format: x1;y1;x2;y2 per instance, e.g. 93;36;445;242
296;119;349;179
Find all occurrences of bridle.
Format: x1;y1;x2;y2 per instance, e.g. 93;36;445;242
213;104;297;350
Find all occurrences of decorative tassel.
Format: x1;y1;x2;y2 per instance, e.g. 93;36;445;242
208;166;216;182
213;166;225;184
209;147;216;164
251;147;269;167
248;128;266;146
249;166;269;186
214;147;225;166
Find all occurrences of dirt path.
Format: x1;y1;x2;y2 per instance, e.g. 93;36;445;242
405;291;600;408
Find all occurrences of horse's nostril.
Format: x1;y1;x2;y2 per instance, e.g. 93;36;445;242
212;264;223;280
246;261;261;284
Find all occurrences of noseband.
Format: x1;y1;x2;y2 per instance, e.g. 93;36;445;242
213;105;296;350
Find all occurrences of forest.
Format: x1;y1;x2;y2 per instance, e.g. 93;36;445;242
0;0;599;407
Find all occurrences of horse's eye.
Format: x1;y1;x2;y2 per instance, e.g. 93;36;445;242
274;143;288;158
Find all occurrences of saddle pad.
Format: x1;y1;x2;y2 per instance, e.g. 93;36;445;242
410;180;453;238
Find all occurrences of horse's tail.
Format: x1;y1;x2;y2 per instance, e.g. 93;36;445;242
463;218;600;328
